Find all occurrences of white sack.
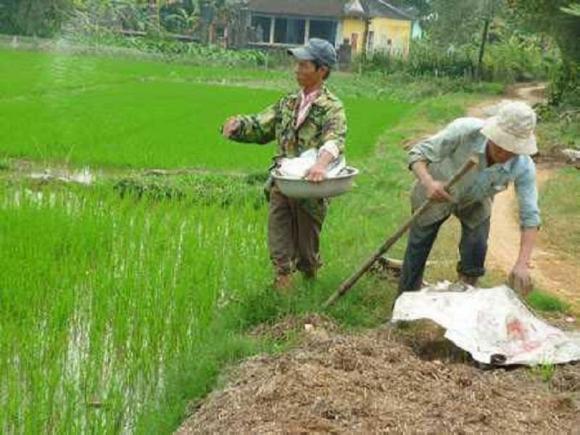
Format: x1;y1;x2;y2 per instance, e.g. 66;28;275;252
391;282;580;366
277;149;346;179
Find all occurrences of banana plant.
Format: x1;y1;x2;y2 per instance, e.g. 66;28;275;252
560;3;580;16
162;6;199;34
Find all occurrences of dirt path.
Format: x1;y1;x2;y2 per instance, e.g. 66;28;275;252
468;84;580;313
487;168;580;312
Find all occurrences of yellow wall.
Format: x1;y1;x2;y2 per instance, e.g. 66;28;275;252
341;17;412;57
342;18;366;37
341;18;366;53
370;17;412;56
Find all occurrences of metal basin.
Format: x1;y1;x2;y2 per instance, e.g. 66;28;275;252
272;167;359;199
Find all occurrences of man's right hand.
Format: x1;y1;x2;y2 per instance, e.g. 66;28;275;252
425;180;453;202
412;161;453;203
222;117;241;139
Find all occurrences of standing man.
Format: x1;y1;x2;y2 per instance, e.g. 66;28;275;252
399;101;540;296
222;38;347;290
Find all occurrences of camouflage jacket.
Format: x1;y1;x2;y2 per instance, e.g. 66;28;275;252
230;85;347;222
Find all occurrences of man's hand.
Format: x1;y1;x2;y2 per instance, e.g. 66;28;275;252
305;162;327;183
222;117;241;139
305;150;335;183
508;262;533;297
412;161;453;202
425;180;453;202
509;228;538;297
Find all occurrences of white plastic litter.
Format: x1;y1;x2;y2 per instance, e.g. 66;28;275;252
391;282;580;366
29;167;94;185
277;149;346;179
562;148;580;162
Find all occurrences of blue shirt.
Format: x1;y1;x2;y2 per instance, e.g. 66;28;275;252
408;117;541;229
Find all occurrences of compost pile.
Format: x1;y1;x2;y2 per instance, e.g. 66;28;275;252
178;316;580;433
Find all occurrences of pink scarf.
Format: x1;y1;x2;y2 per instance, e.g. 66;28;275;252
295;88;321;129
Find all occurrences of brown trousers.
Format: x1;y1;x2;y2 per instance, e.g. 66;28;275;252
268;189;325;275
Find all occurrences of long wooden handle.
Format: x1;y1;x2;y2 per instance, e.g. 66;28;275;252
323;156;479;308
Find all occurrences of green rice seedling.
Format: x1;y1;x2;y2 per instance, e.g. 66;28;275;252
0;48;410;170
0;183;270;432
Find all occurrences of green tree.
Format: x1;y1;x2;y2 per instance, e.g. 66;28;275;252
415;0;504;49
561;2;580;16
387;0;432;19
426;0;487;48
0;0;73;36
508;0;580;105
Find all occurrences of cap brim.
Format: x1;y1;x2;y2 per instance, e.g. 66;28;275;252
287;47;316;61
481;118;538;155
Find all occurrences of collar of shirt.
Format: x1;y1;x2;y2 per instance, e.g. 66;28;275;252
298;88;321;112
295;87;322;129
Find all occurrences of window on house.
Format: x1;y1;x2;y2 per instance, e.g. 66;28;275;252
274;17;305;44
216;26;226;38
289;18;306;44
251;15;271;43
309;20;337;44
367;31;375;52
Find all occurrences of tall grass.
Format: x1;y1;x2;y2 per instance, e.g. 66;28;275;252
0;143;415;432
539;168;580;258
0;182;271;432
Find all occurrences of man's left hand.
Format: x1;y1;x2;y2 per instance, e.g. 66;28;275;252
305;163;327;183
508;263;533;297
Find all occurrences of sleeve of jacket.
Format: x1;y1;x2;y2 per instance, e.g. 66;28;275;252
408;118;478;169
321;101;347;155
229;101;279;145
514;157;541;229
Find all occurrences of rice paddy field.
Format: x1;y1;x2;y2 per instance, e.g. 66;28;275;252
0;46;461;432
0;48;407;170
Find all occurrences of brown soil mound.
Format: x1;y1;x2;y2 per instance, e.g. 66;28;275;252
178;318;580;433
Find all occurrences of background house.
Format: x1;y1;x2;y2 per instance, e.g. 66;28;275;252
342;0;413;56
245;0;413;57
247;0;344;47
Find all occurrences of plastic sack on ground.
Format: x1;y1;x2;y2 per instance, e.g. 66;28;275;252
391;282;580;366
277;149;346;179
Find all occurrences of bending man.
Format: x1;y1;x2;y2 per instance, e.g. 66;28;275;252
399;101;540;296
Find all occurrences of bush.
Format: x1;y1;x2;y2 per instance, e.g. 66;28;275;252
113;172;265;208
61;29;268;68
483;34;556;82
548;61;580;107
407;40;476;78
355;39;476;79
0;0;72;37
356;36;556;84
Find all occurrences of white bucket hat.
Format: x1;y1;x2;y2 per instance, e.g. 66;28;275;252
481;101;538;155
